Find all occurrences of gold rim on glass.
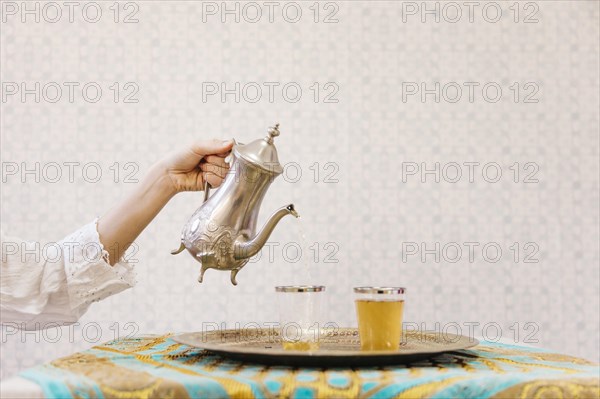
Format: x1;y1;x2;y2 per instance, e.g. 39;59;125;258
353;287;406;294
275;285;326;293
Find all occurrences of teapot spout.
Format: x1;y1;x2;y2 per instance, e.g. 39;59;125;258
234;204;298;260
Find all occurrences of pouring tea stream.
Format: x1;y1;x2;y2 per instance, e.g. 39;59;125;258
171;124;298;285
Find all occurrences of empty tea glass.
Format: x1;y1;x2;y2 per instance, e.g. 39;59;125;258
354;287;406;351
275;285;325;351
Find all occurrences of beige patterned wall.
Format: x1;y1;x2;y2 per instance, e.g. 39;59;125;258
1;1;598;378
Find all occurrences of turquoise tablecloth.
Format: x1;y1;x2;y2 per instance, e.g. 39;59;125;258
20;333;600;398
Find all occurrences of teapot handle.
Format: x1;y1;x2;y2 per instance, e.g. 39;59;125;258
203;180;211;203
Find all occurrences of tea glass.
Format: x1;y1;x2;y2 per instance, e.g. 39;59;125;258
275;285;325;351
354;287;406;351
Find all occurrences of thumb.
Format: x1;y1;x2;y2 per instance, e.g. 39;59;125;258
191;139;234;156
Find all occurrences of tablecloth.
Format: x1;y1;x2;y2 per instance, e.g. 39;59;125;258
19;333;600;398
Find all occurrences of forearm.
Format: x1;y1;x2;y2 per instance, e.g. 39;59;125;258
97;164;176;264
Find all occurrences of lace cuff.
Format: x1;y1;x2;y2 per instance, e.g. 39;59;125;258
61;219;137;312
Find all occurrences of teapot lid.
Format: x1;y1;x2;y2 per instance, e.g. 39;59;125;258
233;124;284;174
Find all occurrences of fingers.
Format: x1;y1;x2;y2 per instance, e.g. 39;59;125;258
204;172;224;188
191;139;234;157
202;155;230;176
210;151;231;158
204;155;229;164
200;161;229;179
201;155;230;187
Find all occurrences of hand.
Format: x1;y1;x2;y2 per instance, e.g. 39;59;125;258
98;138;233;264
160;139;234;194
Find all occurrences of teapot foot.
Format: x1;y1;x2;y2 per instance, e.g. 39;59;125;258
171;242;186;255
198;264;209;283
230;269;239;286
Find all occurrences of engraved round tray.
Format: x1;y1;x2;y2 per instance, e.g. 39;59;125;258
173;328;479;366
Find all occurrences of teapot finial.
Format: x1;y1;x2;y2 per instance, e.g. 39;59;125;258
266;123;280;143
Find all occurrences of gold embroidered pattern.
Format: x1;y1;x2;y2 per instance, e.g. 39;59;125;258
394;376;471;399
51;352;190;399
23;334;599;399
491;378;600;399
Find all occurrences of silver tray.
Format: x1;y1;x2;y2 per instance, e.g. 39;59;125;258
173;328;479;366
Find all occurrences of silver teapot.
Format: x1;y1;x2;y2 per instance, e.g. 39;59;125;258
171;124;298;285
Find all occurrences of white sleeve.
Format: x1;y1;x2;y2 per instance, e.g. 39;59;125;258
0;220;136;330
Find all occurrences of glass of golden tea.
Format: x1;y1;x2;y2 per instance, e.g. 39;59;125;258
275;285;325;351
354;287;406;351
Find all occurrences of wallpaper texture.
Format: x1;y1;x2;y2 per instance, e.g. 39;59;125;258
1;1;598;378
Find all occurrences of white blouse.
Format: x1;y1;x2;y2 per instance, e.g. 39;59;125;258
0;220;136;330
